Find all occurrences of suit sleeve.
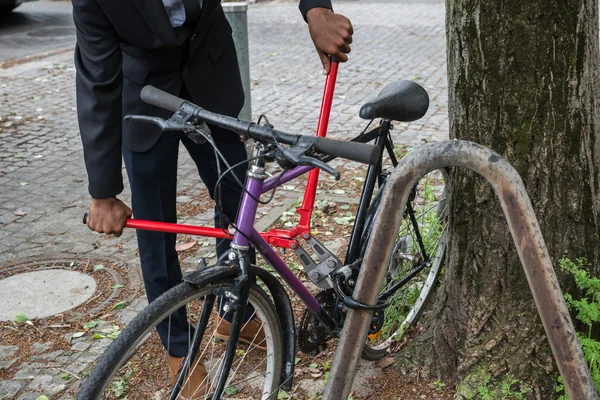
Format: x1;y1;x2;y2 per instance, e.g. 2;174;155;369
72;0;124;199
299;0;333;22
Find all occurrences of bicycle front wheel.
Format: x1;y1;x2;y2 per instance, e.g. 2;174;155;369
359;169;448;361
78;279;283;400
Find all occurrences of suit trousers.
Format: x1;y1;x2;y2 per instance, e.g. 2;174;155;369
123;122;252;357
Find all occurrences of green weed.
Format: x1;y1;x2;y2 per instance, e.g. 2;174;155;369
110;361;133;399
556;258;600;399
434;379;447;393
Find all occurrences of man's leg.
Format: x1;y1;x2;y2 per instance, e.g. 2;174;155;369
123;132;190;358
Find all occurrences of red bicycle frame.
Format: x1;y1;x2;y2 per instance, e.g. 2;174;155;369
124;62;340;248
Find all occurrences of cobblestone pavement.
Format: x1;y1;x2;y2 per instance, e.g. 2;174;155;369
0;0;448;398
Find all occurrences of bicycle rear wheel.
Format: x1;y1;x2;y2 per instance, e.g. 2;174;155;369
77;278;283;400
359;169;448;361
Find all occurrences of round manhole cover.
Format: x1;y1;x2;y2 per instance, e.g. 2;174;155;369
0;256;140;322
0;269;96;321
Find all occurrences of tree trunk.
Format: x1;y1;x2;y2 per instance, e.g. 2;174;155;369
398;0;600;398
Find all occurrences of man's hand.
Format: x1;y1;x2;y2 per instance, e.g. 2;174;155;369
86;197;132;237
306;8;353;75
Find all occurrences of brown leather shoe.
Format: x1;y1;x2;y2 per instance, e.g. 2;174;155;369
216;317;267;351
168;354;210;399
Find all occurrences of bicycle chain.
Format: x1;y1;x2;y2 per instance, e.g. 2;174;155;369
296;290;337;356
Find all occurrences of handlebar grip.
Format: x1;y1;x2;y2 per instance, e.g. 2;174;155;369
140;86;186;112
83;213;88;225
314;137;380;165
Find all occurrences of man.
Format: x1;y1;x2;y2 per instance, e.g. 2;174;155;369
73;0;352;395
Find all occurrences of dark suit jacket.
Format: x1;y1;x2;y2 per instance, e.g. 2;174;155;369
73;0;332;199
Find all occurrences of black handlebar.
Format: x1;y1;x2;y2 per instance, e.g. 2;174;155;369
139;85;380;165
141;86;186;113
313;137;379;165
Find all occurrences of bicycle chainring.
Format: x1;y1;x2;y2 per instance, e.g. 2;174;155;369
297;290;336;356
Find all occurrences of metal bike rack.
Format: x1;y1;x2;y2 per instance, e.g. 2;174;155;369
323;140;598;400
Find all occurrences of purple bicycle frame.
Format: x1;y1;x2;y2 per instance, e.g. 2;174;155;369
232;170;322;314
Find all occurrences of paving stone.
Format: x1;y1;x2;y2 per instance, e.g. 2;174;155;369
67;361;91;375
75;351;101;364
117;297;147;325
89;338;112;352
30;350;65;361
16;392;40;400
0;359;17;369
31;342;52;354
0;345;19;359
0;380;23;399
26;374;53;391
70;341;90;352
13;365;42;380
0;213;18;225
42;383;67;398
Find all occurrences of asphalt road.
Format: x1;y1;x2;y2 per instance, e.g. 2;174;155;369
0;1;74;63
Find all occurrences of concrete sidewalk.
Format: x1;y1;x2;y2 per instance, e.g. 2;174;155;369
0;1;448;398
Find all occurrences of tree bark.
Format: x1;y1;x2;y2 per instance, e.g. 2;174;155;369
398;0;600;398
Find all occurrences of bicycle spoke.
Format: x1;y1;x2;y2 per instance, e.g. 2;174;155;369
362;170;448;360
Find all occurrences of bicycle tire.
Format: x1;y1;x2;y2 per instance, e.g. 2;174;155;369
77;279;283;400
359;169;448;361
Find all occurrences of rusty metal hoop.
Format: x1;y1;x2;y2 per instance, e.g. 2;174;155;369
324;140;598;400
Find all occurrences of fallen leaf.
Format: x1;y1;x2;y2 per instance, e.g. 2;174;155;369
14;312;29;323
375;356;395;369
176;241;196;252
113;301;126;310
72;332;85;338
92;264;104;272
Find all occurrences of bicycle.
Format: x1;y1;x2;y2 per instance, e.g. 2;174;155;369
77;63;448;399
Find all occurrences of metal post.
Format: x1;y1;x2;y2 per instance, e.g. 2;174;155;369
223;1;251;121
324;140;598;400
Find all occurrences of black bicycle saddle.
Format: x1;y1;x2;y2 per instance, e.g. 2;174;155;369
359;80;429;122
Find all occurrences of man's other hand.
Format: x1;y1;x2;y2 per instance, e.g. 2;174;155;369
86;197;132;237
306;8;353;75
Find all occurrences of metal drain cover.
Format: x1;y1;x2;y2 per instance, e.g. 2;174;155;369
0;269;97;321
